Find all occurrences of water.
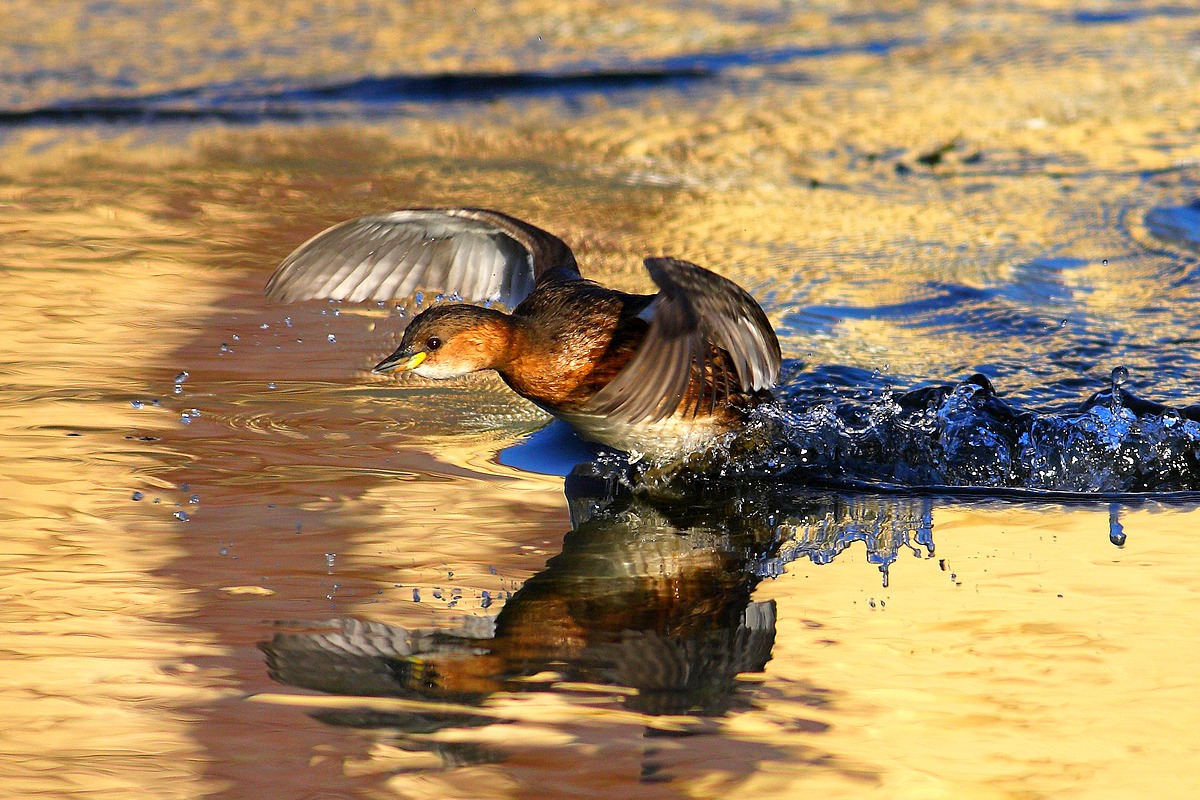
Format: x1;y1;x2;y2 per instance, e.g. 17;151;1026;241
724;373;1200;494
4;1;1200;798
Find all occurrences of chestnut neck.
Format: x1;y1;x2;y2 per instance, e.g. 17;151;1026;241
466;307;523;370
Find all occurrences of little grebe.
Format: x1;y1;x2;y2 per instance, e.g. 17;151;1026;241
266;208;781;458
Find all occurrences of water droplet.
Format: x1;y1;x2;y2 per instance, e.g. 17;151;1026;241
284;317;293;327
1110;367;1130;409
481;590;492;608
412;589;421;602
1102;259;1109;266
294;521;303;533
130;400;144;409
180;414;190;425
173;511;189;522
327;334;336;343
174;371;189;384
220;343;230;353
1109;504;1126;546
267;382;276;390
324;553;336;568
173;385;183;395
131;491;144;501
219;546;228;556
232;334;240;341
189;494;200;504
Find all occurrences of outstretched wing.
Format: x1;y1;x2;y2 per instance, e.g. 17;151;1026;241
259;617;496;700
585;257;780;424
265;207;580;306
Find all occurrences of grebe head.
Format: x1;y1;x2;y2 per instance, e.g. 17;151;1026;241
372;304;514;379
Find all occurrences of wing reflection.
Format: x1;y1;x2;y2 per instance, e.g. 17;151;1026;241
260;463;934;757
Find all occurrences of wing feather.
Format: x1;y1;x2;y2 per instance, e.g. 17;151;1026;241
265;207;579;306
585;257;780;425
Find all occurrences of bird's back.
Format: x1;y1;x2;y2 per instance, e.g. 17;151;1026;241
498;280;767;457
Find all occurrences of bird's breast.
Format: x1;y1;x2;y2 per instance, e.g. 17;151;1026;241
549;406;740;459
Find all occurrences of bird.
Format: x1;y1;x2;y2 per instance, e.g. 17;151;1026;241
265;208;781;459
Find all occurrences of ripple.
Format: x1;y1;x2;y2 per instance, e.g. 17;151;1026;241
0;40;909;127
1144;201;1200;254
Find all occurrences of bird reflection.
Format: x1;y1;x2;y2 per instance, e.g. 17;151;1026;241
259;462;934;763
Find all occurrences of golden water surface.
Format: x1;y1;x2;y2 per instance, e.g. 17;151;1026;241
2;2;1200;798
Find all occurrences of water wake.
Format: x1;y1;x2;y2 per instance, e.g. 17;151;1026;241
689;370;1200;495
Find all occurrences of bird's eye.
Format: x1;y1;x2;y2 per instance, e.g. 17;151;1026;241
426;336;443;351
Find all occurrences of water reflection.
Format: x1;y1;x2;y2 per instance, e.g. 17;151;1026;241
259;460;937;771
5;0;1200;793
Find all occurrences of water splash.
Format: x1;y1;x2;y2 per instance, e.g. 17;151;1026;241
705;371;1200;494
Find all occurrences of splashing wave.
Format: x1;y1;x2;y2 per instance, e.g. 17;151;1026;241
698;370;1200;495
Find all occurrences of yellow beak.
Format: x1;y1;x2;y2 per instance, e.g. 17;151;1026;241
372;350;426;374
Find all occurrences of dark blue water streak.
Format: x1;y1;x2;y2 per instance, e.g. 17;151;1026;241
0;39;910;127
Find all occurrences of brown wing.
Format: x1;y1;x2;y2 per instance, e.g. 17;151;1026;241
584;257;780;424
265;207;580;305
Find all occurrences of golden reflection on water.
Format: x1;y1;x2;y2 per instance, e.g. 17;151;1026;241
0;178;235;797
3;1;1200;797
767;504;1200;798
